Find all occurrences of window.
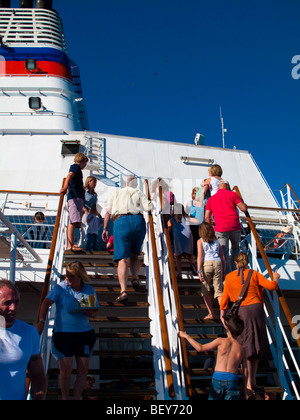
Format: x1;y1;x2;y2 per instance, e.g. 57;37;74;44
29;97;42;110
26;59;37;71
61;140;80;156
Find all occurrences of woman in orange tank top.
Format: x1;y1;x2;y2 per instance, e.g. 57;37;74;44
220;252;280;398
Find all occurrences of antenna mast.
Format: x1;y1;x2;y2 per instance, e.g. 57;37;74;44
220;107;227;148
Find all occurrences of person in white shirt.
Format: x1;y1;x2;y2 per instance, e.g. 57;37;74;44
102;175;152;303
0;280;46;400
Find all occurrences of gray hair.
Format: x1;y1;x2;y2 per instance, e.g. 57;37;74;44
126;175;138;188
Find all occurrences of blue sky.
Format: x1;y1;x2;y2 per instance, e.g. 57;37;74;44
53;0;299;199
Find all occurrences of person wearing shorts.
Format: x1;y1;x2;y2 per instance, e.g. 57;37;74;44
60;153;89;251
37;262;99;400
102;175;151;303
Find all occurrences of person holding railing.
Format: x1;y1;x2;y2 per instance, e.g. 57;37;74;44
220;252;280;399
102;175;152;303
60;153;89;252
36;261;99;400
205;180;248;274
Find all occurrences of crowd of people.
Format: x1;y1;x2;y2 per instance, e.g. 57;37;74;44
0;157;287;400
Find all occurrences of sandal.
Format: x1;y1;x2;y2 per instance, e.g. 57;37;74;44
115;291;128;304
131;278;140;290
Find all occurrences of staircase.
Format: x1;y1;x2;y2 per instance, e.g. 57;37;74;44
47;250;156;400
41;182;300;400
177;262;284;399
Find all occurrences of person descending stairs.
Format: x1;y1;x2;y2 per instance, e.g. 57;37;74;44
46;250;156;400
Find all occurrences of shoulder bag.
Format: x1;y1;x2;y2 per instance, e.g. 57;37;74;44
223;269;253;322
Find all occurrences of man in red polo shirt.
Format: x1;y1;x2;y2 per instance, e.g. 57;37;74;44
205;180;248;274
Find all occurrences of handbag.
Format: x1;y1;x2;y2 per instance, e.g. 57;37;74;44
223;269;253;322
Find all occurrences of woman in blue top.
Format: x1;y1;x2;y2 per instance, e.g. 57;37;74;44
37;261;99;400
81;176;103;250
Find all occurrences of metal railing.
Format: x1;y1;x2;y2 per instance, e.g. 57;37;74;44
0;209;42;282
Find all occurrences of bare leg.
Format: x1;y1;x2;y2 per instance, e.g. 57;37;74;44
118;258;130;292
247;357;258;390
130;254;140;279
73;357;90;400
242;356;258;398
67;224;75;250
202;293;215;318
58;357;73;400
176;255;182;278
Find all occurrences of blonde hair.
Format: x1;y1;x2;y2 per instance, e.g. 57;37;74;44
208;164;223;177
66;261;90;283
84;176;97;190
74;153;89;164
235;252;249;269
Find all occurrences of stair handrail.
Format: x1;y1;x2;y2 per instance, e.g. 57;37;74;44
26;181;68;398
144;179;175;399
37;179;66;322
157;186;193;398
233;185;300;351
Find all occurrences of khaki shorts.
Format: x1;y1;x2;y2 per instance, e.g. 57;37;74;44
201;260;223;299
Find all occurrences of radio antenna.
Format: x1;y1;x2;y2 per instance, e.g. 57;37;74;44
220;107;227;148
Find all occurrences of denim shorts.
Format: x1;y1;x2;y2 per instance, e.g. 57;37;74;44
113;214;146;262
208;375;240;400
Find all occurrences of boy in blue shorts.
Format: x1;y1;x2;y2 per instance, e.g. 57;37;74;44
179;315;244;400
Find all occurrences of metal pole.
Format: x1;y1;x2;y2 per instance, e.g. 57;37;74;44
10;232;17;284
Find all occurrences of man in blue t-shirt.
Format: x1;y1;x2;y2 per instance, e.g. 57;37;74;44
0;280;47;400
60;153;89;251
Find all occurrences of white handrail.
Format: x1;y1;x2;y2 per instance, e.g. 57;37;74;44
40;199;68;372
144;192;188;400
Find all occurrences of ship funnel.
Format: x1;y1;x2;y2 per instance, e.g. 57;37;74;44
0;0;11;7
35;0;53;10
20;0;34;7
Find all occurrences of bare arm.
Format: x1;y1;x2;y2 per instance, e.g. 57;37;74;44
102;210;111;242
60;171;75;194
35;298;53;335
179;331;222;353
197;239;205;282
27;355;47;400
237;201;247;213
205;209;212;224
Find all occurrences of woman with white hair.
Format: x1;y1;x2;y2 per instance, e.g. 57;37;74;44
102;175;152;303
